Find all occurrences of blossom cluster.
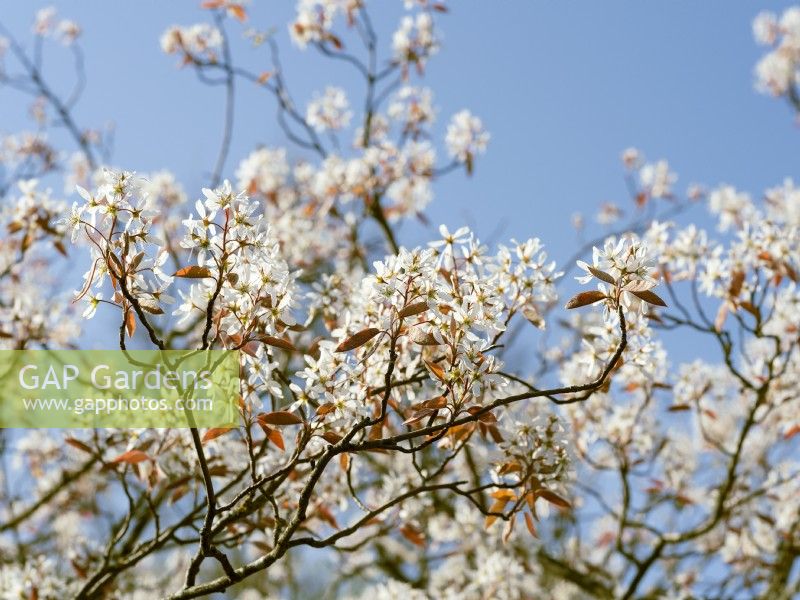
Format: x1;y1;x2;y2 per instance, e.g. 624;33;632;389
231;87;486;227
160;23;223;63
298;226;561;432
306;86;353;132
289;0;351;48
753;7;800;96
32;6;81;45
621;147;678;202
64;171;298;411
0;180;78;349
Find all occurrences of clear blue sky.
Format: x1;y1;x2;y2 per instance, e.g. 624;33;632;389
2;0;798;266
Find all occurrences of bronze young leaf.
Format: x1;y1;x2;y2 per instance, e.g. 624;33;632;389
565;290;606;309
335;327;382;352
630;289;667;307
174;266;213;278
588;266;616;284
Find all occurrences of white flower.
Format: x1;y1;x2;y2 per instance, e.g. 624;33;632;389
152;250;174;285
445;110;489;162
708;185;752;231
289;0;343;48
753;11;779;45
306;87;352;132
752;6;800;99
639;159;676;198
33;7;57;36
82;292;102;319
755;52;795;95
388;86;436;130
236;147;289;196
621;147;642;169
393;12;439;68
160;24;222;58
430;224;470;248
56;20;81;45
61;202;83;242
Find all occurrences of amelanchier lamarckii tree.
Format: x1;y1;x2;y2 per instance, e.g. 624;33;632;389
0;2;798;599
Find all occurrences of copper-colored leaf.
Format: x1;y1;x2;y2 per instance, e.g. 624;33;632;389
425;360;446;382
537;489;572;510
228;3;247;21
258;335;296;352
522;304;545;329
316;403;336;417
783;424;800;440
241;341;261;358
130;251;145;270
410;396;447;411
257;71;273;84
316;504;339;529
565;290;606;309
503;516;515;544
125;310;136;338
335;327;381;352
588;266;616;285
739;301;760;319
207;464;230;477
264;426;285;451
202;427;234;444
728;269;745;297
524;511;538;538
325;33;343;50
398;301;429;318
487;424;504;443
490;489;516;501
21;232;33;252
170;485;190;504
630;289;667;307
259;411;304;426
322;431;343;445
106;251;124;277
111;449;149;464
138;298;164;314
478;411;497;424
368;422;383;441
174;266;213;278
403;408;437;426
65;437;93;454
400;524;425;546
497;461;522;475
484;498;508;529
